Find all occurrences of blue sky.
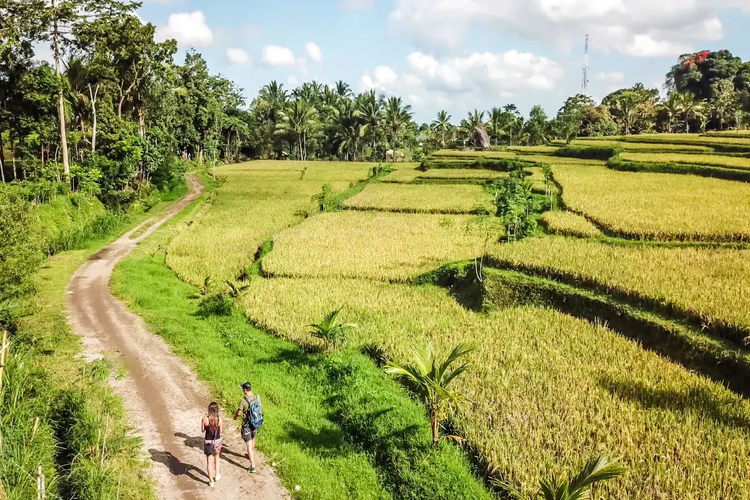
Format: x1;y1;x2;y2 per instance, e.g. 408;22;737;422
140;0;750;123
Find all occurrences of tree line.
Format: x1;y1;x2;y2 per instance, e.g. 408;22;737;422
3;0;750;199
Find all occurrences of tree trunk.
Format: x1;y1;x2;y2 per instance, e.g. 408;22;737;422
11;141;17;180
429;407;439;447
0;139;5;183
138;106;145;138
52;0;70;177
88;83;98;151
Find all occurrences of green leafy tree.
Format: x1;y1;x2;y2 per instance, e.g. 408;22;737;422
384;342;475;447
431;110;452;148
383;96;412;161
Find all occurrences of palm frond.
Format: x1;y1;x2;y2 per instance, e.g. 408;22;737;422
567;456;626;497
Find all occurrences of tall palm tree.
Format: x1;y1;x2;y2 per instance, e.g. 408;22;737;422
334;80;352;99
659;92;682;133
333;98;367;161
502;104;523;145
488;107;506;146
384;342;475;446
610;91;641;135
276;99;319;160
462;110;490;148
431;110;452;147
63;57;91;149
494;455;626;500
259;80;288;114
383;96;413;162
356;90;383;159
674;91;699;133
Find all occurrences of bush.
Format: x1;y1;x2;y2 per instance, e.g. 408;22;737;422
553;146;622;160
197;292;233;317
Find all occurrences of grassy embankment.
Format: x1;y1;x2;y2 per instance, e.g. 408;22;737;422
1;182;186;500
113;165;493;499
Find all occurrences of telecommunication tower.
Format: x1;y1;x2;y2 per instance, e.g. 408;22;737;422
581;34;590;95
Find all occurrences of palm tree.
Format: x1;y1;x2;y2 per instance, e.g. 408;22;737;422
610;91;641;135
63;57;91;152
659;92;682;133
307;307;356;352
259;80;288;115
674;91;699;133
384;342;475;446
334;80;353;99
502;104;523;145
357;90;383;159
488;107;506;146
494;455;626;500
431;110;452;148
384;96;413;162
333;98;367;161
276;99;319;160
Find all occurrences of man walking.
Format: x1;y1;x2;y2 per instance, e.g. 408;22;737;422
234;382;263;473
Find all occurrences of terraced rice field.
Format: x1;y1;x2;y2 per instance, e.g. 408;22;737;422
567;139;713;153
263;212;488;281
239;277;750;500
489;236;750;341
344;183;494;214
541;211;602;238
553;164;750;241
418;169;507;179
432;149;519;159
620;152;750;171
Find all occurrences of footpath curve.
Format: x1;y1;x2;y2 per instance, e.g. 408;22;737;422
67;173;288;500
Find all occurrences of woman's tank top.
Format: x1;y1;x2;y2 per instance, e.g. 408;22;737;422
204;417;221;440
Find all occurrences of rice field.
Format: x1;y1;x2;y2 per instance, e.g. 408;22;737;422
553;163;750;241
587;133;750;149
489;236;750;339
262;212;491;281
418;169;507;179
238;277;750;500
431;149;518;159
517;155;606;166
566;139;713;153
344;183;494;214
620;152;750;171
541;211;602;238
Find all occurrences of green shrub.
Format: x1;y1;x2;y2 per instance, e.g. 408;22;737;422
197;292;233;317
553;146;622;160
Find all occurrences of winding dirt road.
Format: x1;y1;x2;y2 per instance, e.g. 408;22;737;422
67;174;288;500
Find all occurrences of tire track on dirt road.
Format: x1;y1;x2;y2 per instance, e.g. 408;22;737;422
67;173;288;500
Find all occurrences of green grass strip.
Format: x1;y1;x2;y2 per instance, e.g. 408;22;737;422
607;158;750;183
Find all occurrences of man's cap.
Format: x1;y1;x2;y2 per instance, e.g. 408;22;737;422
240;382;252;391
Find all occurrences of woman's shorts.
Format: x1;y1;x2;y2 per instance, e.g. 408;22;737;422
241;428;257;442
204;438;223;455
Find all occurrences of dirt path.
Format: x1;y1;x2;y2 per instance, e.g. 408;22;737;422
67;174;288;500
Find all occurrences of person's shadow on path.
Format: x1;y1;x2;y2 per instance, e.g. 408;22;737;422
148;448;209;485
175;432;249;470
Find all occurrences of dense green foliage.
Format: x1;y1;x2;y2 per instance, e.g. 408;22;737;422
553;146;621;161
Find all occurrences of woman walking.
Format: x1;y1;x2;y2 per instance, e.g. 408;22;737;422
202;402;223;487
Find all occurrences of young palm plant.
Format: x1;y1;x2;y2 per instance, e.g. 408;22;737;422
384;342;475;446
307;307;357;353
495;455;626;500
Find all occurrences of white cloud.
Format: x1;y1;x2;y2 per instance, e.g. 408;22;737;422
305;42;323;63
388;0;749;58
262;45;298;66
227;48;251;65
156;11;213;47
360;49;563;111
594;71;625;86
339;0;376;10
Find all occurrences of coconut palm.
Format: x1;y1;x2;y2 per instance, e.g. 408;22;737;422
333;98;368;161
610;90;641;135
674;91;700;133
334;80;353;99
356;90;383;158
384;342;475;446
659;92;682;133
307;307;356;352
384;96;413;161
431;110;452;147
495;455;626;500
488;107;506;146
276;99;319;160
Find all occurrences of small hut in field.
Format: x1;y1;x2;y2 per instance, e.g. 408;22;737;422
469;126;491;149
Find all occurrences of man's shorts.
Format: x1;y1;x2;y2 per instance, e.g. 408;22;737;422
242;428;257;442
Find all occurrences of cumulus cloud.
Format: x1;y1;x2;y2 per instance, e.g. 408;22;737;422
360;49;563;112
388;0;747;58
305;42;323;63
227;48;251;65
156;11;213;47
339;0;376;10
262;45;298;66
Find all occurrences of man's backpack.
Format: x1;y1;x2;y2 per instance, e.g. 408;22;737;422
243;395;264;431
